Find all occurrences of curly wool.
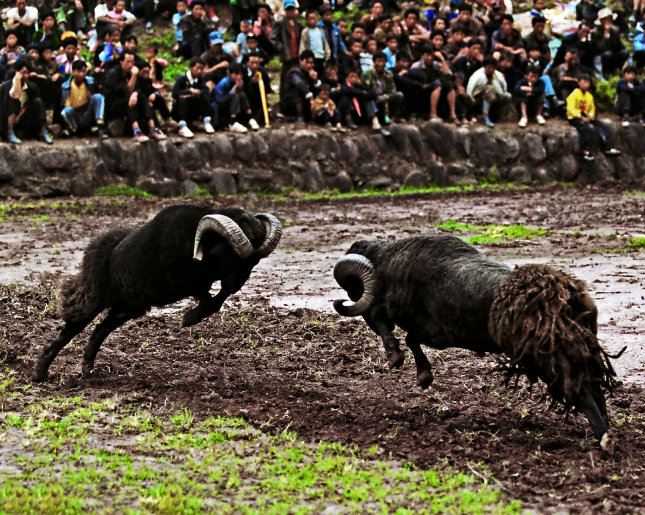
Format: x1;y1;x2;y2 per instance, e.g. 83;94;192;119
488;264;618;407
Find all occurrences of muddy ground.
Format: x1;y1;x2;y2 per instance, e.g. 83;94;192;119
1;183;645;513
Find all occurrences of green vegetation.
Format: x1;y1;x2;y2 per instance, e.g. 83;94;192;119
95;184;153;197
148;30;190;84
629;237;645;250
595;76;621;112
435;220;547;244
0;373;521;514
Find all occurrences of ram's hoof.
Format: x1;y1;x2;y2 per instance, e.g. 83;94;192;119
417;369;434;389
388;349;405;369
81;361;94;377
600;431;615;455
33;368;48;383
181;309;202;327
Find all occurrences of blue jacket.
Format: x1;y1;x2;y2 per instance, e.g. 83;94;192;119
317;20;346;59
60;76;97;106
635;23;645;53
214;76;237;103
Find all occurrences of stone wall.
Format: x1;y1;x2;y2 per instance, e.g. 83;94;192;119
1;119;644;199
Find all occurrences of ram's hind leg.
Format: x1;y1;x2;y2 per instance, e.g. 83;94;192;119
369;305;405;368
405;333;434;389
82;309;141;376
34;319;93;382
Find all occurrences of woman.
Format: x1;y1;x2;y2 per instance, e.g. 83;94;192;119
253;3;276;57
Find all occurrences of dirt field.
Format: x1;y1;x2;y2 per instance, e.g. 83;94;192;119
1;183;645;513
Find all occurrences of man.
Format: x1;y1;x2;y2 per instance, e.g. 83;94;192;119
318;5;346;60
215;62;258;132
281;50;321;124
453;38;484;86
590;8;628;77
6;0;38;47
270;0;302;103
60;60;108;139
409;43;457;122
179;0;213;59
553;21;593;69
362;50;404;123
243;51;272;126
491;14;525;61
514;65;545;128
523;16;551;64
450;3;485;47
360;0;385;35
122;35;148;70
466;55;511;127
553;48;589;102
95;0;117;40
498;50;522;93
201;31;233;90
171;56;215;137
401;7;429;56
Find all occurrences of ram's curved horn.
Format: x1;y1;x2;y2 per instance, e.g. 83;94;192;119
193;214;253;261
333;254;377;317
254;213;283;257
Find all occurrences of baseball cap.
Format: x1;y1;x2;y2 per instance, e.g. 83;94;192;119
284;0;298;9
209;31;224;45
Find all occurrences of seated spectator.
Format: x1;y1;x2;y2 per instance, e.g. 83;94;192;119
530;0;545;17
360;1;385;35
429;29;447;57
1;60;52;144
383;35;398;70
453;71;473;124
171;56;214;138
484;1;505;45
450;3;485;47
616;66;645;126
350;22;367;43
95;26;122;73
566;74;620;161
104;49;166;142
29;43;57;109
179;0;213;59
523;16;550;64
392;51;418;116
321;59;342;104
312;83;343;129
236;19;253;61
254;3;276;58
0;30;25;67
553;48;589;102
340;38;363;79
146;45;168;89
520;43;563;115
444;24;466;65
401;7;429;56
172;0;189;56
136;61;173;128
104;0;136;41
61;60;107;138
498;50;522;92
373;13;397;48
466;55;511;127
95;0;117;41
360;37;378;73
281;50;321;124
6;0;38;48
553;21;593;69
122;35;148;69
362;50;404;123
300;10;331;76
33;11;63;50
201;31;233;91
56;36;81;78
424;0;445;28
453;38;483;86
215;62;259;132
576;0;602;26
491;14;525;62
636;22;645;70
338;19;350;49
591;9;628;76
409;43;457;122
514;65;545;127
243;52;272;126
339;67;388;134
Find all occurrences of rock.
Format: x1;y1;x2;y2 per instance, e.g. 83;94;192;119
446;162;476;185
233;135;256;164
182;180;200;196
238;168;273;192
404;125;425;158
332;172;352;193
471;129;496;167
622;124;645;156
71;173;96;196
563;131;580;155
430;161;448;186
136;177;182;197
554;154;578;182
322;133;341;160
209;168;237;195
523;132;547;162
613;156;636;180
358;163;381;178
305;162;325;192
545;134;563;157
293;130;318;158
366;176;393;189
496;136;520;163
93;160;109;178
99;139;122;173
508;165;532;184
404;170;429;188
106;118;124;137
0;161;12;183
422;121;455;158
456;128;471;157
532;167;552;184
341;138;359;162
269;129;291;159
39;149;72;172
355;134;376;158
578;153;614;184
388;125;408;153
178;142;204;171
158;140;181;178
252;133;270;160
634;157;645;178
212;134;234;162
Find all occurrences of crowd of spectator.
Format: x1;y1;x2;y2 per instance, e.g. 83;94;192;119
0;0;636;159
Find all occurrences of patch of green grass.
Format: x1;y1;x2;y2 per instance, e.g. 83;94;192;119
624;190;645;196
95;184;152;197
629;237;645;250
435;220;547;244
0;382;522;514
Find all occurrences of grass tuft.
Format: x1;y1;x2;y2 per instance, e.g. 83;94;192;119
435;220;546;244
95;184;152;197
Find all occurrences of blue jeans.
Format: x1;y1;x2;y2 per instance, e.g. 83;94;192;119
61;94;105;132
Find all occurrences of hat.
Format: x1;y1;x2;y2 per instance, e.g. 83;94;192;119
595;8;616;24
209;31;224;45
284;0;298;10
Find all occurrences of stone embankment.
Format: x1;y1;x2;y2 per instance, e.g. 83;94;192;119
1;119;644;199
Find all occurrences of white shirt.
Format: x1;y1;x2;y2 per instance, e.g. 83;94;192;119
6;6;38;26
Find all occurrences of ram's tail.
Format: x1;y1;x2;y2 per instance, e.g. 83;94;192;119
489;264;618;408
58;228;132;323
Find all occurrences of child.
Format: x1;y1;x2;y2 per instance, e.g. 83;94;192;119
299;10;330;77
566;74;620;161
214;62;258;132
105;0;136;39
56;36;81;77
312;83;343;130
615;65;645;127
360;37;377;73
145;45;168;89
32;11;63;50
514;65;545;127
530;0;545;17
244;35;267;64
96;26;122;73
321;59;342;105
136;61;172;129
383;35;398;70
173;0;189;56
60;60;108;139
337;18;349;49
236;19;253;62
0;29;25;67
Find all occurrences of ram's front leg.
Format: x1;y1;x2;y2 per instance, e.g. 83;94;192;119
405;333;434;389
367;304;405;369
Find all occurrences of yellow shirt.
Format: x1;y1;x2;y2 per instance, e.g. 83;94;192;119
65;80;91;109
566;88;595;120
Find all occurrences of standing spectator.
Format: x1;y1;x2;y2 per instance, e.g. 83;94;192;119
241;34;267;64
514;65;545;127
409;43;457;122
171;56;215;137
6;0;38;48
635;22;645;69
453;38;483;86
131;0;156;35
401;8;429;57
566;74;620;161
172;0;189;55
60;60;107;138
616;66;645;126
530;0;545;18
270;0;302;103
523;16;550;64
95;26;122;73
0;30;25;67
466;55;511;127
450;3;485;47
179;0;213;59
236;19;253;61
360;37;377;73
362;50;403;123
340;38;362;78
312;83;342;129
215;62;258;132
281;49;320;124
243;52;272;126
318;5;345;60
300;10;330;77
253;3;276;58
1;60;52;144
337;19;349;49
591;9;628;76
201;31;233;90
491;14;525;62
